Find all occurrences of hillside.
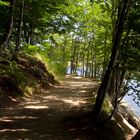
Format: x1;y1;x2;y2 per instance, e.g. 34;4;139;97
0;53;58;105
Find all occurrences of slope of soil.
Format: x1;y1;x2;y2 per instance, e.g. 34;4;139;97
0;53;58;98
0;76;126;140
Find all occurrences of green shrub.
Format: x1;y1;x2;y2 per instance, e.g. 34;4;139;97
0;61;27;97
21;44;68;79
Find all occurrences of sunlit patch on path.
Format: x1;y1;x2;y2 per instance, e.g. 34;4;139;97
0;75;98;140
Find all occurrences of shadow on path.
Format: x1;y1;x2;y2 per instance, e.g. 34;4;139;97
0;76;125;140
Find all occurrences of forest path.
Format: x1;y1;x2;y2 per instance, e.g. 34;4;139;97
0;75;99;140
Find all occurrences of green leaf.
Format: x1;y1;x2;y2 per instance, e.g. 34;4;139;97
0;1;9;6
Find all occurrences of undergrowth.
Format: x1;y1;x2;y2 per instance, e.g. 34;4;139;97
22;44;68;80
0;48;58;98
0;60;26;97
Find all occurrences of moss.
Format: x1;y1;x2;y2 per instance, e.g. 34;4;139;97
103;95;113;113
0;60;27;97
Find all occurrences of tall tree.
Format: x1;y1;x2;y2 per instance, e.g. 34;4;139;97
15;0;24;51
0;0;15;47
93;0;132;123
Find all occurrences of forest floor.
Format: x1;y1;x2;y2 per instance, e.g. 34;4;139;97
0;75;127;140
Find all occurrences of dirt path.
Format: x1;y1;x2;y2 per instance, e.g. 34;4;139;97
0;76;100;140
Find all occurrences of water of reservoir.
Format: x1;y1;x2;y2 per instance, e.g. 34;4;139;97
124;94;140;117
67;67;140;117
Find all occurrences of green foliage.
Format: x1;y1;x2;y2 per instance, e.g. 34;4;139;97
21;42;67;79
22;44;41;54
0;51;59;97
0;0;139;119
102;95;112;113
0;61;27;97
92;94;112;114
0;1;9;6
47;61;67;79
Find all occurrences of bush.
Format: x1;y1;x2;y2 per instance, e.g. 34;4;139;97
0;61;27;97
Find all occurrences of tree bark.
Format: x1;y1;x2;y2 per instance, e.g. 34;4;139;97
101;34;108;80
0;0;16;47
93;0;132;123
85;41;90;77
70;38;75;74
82;41;86;76
29;22;34;45
15;0;24;52
82;51;85;76
93;42;97;78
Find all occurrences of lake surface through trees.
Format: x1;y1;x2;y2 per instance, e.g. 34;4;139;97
124;95;140;117
67;67;140;117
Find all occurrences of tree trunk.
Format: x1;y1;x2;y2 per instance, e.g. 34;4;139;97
82;52;85;76
85;41;90;77
82;42;86;76
93;42;97;78
91;38;95;78
70;38;76;74
91;46;94;78
101;34;108;80
15;0;24;52
29;23;34;45
0;0;16;47
70;39;73;74
23;22;29;44
93;0;132;123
